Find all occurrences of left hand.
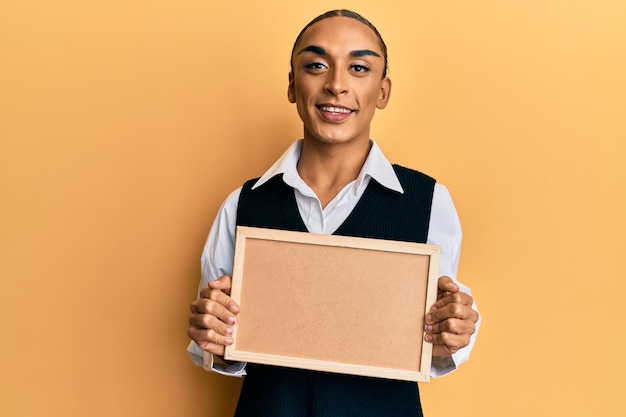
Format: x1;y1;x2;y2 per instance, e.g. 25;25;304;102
425;276;478;357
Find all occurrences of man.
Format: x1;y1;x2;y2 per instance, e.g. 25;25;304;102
188;10;480;416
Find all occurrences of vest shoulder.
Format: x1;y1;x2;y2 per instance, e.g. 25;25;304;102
391;164;436;184
242;174;288;192
242;177;260;190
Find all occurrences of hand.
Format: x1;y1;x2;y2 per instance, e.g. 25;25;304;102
424;276;478;358
187;275;240;357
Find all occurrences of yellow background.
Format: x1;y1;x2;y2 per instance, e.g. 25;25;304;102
1;0;625;416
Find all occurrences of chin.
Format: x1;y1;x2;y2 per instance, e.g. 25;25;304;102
306;128;363;145
308;135;355;145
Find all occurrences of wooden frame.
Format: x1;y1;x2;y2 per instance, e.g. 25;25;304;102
223;226;440;382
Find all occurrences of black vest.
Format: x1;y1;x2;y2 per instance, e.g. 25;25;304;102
234;165;435;417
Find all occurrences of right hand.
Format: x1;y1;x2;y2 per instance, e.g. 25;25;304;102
187;275;240;356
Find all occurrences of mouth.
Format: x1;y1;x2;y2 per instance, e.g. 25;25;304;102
316;105;355;114
316;104;355;122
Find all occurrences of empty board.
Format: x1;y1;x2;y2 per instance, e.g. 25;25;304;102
223;226;440;382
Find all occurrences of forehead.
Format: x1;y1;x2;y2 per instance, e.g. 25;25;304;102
295;16;383;56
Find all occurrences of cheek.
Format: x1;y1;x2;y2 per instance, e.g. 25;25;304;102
361;89;381;109
294;101;311;126
356;83;382;103
295;92;316;118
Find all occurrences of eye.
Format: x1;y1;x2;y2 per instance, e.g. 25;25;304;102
351;64;371;73
304;61;327;71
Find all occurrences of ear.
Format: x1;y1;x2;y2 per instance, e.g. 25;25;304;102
287;72;296;103
376;77;392;109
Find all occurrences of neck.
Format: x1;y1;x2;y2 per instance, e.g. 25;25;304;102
297;137;372;208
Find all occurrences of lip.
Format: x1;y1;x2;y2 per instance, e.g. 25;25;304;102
316;104;355;122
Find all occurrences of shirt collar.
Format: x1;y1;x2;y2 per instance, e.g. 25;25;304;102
252;139;404;194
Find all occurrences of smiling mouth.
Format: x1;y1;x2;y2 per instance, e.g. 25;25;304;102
317;105;354;114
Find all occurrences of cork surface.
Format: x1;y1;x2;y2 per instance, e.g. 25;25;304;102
229;228;435;375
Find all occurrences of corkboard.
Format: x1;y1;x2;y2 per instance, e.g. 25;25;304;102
223;226;440;382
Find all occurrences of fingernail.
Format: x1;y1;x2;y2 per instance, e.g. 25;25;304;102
226;327;233;335
426;325;433;332
425;335;433;342
425;314;432;323
225;338;233;345
227;316;236;325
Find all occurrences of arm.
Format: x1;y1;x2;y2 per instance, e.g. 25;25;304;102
186;188;248;376
425;184;481;377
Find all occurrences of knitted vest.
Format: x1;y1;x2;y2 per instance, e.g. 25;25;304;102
234;164;435;417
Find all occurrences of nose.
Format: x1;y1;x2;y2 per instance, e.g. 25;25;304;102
324;68;349;96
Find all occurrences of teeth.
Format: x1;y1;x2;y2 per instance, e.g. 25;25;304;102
319;106;352;114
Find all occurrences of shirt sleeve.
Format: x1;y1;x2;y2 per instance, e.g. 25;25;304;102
186;187;249;377
427;184;481;377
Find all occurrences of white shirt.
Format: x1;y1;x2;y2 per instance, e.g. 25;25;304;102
188;139;480;378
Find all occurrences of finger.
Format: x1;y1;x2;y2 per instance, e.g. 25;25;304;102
199;342;225;357
208;275;233;295
189;313;235;337
437;276;459;293
190;298;238;325
426;302;478;325
198;276;232;298
424;330;471;355
206;287;240;314
187;326;232;356
431;344;454;358
425;317;475;336
198;286;239;315
431;291;474;311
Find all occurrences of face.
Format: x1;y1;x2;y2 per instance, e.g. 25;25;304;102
288;16;391;146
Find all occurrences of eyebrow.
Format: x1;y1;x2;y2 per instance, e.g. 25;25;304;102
297;45;381;58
